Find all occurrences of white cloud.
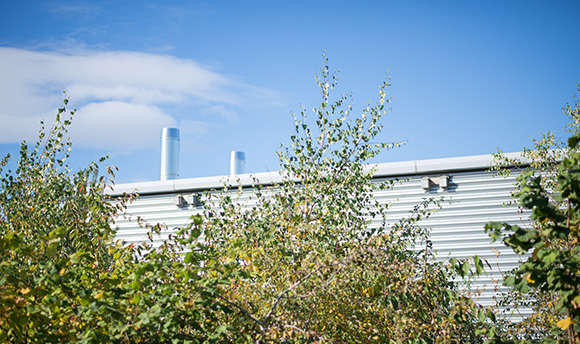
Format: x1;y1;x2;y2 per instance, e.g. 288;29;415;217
0;47;279;150
50;3;101;15
204;104;238;122
180;119;210;137
72;101;176;150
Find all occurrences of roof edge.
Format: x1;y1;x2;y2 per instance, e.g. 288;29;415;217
106;152;525;196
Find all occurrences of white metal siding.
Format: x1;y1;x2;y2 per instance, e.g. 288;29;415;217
372;171;529;319
113;168;529;319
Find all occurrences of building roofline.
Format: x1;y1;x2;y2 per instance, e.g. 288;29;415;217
106;152;525;196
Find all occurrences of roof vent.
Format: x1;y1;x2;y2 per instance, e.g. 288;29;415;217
229;151;246;176
160;128;180;181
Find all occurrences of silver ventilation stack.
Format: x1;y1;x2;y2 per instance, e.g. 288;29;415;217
160;128;180;181
229;151;246;175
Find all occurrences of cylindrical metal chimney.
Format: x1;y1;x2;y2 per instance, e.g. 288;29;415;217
229;150;246;176
160;128;180;181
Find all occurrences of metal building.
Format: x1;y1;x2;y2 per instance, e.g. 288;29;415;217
108;151;530;320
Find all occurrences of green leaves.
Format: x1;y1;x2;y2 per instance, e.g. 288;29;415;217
0;98;229;343
192;57;489;343
483;89;580;342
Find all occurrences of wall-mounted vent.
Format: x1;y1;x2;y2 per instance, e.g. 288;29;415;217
421;175;450;191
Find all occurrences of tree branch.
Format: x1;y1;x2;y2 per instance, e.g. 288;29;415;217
217;295;264;331
261;264;325;326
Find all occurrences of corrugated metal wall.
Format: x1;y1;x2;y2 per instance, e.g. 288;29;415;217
374;170;530;319
113;168;530;319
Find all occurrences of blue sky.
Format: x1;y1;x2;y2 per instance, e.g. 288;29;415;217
0;1;578;183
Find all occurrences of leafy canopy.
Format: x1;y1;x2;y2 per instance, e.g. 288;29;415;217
0;59;494;343
484;89;580;344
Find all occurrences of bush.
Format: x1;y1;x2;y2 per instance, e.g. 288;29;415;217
483;89;580;344
196;58;489;342
0;60;490;343
0;103;229;343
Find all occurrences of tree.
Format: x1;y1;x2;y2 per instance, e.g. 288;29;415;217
483;89;580;343
0;102;230;343
1;59;492;343
0;104;124;342
197;57;491;342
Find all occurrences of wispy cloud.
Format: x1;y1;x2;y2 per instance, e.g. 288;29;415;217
49;3;101;15
0;47;280;150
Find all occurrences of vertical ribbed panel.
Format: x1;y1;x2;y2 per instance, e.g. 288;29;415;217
113;169;529;319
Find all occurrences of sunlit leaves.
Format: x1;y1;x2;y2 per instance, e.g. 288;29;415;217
195;58;488;343
483;90;580;343
0;99;228;343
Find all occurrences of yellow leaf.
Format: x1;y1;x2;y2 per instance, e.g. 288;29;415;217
20;288;30;295
525;273;535;284
95;291;104;300
573;295;580;309
59;268;66;276
556;317;573;330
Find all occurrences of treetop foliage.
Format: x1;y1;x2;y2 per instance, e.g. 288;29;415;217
483;88;580;344
3;59;577;343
